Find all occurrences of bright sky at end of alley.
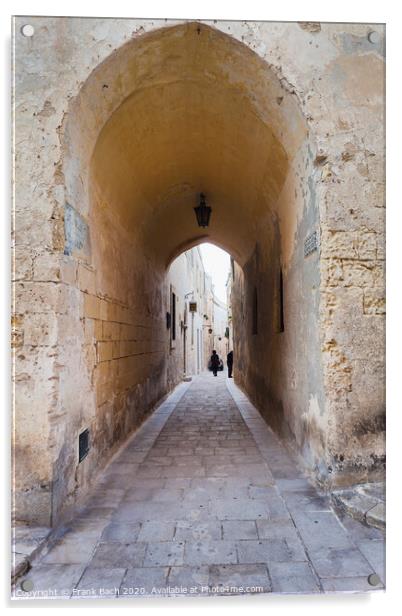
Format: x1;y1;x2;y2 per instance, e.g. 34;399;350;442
199;243;231;305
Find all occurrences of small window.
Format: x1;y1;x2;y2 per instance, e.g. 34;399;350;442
252;287;258;335
171;290;176;341
231;257;235;281
79;429;89;463
279;269;285;333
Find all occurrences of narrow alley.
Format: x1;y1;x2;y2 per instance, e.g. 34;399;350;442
12;17;386;601
13;22;385;588
15;373;385;599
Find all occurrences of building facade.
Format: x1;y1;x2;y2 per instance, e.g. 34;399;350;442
167;246;224;382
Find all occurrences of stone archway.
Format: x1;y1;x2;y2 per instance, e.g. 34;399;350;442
13;18;385;528
59;21;315;525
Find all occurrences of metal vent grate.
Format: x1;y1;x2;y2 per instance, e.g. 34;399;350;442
304;231;319;257
79;429;90;463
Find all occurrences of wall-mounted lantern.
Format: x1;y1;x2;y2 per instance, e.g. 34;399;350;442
194;193;211;228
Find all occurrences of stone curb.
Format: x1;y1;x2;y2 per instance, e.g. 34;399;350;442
331;486;385;530
12;527;52;585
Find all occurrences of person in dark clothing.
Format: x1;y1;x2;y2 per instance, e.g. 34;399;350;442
227;350;233;378
210;350;220;377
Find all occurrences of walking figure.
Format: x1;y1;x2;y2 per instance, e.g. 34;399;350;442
210;350;220;377
227;350;233;378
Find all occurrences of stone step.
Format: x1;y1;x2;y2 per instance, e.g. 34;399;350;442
331;483;385;530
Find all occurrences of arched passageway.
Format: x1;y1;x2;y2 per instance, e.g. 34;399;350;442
58;21;321;526
166;243;231;381
13;18;385;530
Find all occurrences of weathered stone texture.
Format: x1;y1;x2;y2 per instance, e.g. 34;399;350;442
12;17;385;526
14;376;385;597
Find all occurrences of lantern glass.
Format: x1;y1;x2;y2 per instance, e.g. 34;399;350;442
194;193;211;227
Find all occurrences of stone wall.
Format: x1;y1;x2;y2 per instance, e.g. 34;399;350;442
13;223;211;525
232;136;327;483
12;16;385;527
230;23;385;488
167;246;211;380
212;297;229;361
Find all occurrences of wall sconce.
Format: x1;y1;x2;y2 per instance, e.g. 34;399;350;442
194;193;212;228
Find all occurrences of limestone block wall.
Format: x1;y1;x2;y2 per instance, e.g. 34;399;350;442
13;206;202;526
232;136;326;482
213;298;229;360
231;23;385;488
182;248;209;375
166;247;211;383
12;16;385;527
203;276;215;363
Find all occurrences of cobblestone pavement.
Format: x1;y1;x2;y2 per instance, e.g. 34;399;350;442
14;373;385;600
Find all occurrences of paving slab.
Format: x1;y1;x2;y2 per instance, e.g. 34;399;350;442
120;488;156;502
269;561;320;593
210;498;271;520
143;541;185;566
175;520;222;541
356;540;385;582
72;567;125;599
222;520;258;540
119;567;169;598
40;534;99;564
12;525;52;557
276;478;314;492
281;490;332;513
150;488;184;502
100;522;142;543
321;576;384;592
137;521;176;542
237;538;306;564
256;519;302;541
14;564;86;599
208;564;271;595
308;546;374;578
15;373;384;599
339;514;385;542
184;540;237;566
12;525;52;583
164;478;192;488
90;542;147;568
290;511;353;550
167;566;209;593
